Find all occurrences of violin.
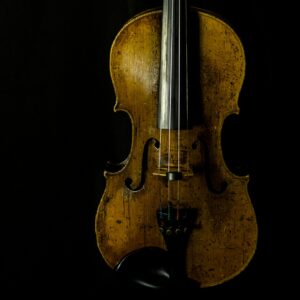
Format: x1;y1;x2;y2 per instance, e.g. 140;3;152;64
96;0;257;287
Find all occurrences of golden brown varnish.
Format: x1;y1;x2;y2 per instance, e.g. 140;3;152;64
95;9;257;287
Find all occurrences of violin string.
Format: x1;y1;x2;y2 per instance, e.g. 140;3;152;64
177;0;181;219
167;0;174;209
185;0;190;176
158;128;162;213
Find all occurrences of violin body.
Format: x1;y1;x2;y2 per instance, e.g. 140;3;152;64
95;8;257;287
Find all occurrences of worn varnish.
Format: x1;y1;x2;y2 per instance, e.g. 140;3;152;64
95;9;257;287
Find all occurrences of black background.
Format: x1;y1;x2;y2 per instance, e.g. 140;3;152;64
0;0;286;296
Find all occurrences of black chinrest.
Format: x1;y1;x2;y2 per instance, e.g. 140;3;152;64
114;247;198;290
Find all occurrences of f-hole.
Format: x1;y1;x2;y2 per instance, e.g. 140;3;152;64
125;138;160;191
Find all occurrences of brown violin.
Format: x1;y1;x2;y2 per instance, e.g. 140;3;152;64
96;0;257;287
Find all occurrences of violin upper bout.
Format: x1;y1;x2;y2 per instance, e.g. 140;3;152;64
196;10;246;119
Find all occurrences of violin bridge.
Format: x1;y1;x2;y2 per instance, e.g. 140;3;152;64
152;169;194;178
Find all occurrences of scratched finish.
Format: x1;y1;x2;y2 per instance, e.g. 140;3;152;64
95;9;257;287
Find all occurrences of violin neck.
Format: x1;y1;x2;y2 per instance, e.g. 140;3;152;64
158;0;189;130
